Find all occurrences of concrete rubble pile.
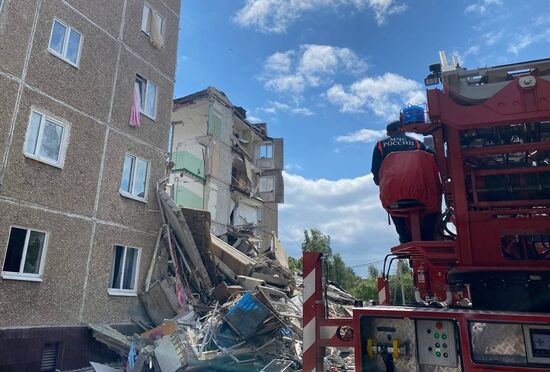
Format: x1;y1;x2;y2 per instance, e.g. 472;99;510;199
88;186;356;371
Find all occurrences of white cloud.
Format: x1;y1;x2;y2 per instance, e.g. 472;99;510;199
367;0;407;25
233;0;405;34
246;115;263;123
259;101;314;116
285;162;303;171
507;34;535;55
279;171;398;275
325;73;425;119
483;30;503;46
261;44;367;95
465;0;502;14
336;128;386;143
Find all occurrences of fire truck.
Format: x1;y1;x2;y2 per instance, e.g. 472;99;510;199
302;53;550;371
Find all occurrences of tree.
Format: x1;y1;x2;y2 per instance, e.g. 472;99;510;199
288;256;302;272
301;228;332;257
300;228;360;292
351;278;378;302
367;264;379;279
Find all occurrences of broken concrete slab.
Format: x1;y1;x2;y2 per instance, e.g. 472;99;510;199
210;235;255;276
236;275;266;291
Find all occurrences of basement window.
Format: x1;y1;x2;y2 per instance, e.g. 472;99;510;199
120;154;149;202
2;226;48;282
108;245;140;296
40;343;60;372
48;19;82;67
135;74;158;120
24;110;68;168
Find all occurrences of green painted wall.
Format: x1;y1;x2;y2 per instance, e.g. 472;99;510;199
172;151;204;179
175;185;203;209
208;109;222;138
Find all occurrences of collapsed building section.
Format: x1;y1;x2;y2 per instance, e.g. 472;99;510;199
170;87;284;254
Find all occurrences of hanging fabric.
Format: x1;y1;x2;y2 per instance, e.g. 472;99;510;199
129;84;141;127
150;11;164;49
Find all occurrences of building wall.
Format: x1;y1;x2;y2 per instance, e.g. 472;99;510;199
0;0;180;328
171;89;284;250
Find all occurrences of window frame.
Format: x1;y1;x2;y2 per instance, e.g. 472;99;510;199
259;175;275;193
23;109;69;169
108;244;141;297
141;3;165;39
48;18;83;68
135;74;158;120
1;225;49;282
259;144;273;159
119;153;150;203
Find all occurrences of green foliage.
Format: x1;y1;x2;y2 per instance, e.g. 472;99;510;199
288;256;302;272
301;228;332;256
288;228;415;305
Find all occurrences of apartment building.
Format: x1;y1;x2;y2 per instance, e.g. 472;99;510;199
171;87;284;253
0;0;180;369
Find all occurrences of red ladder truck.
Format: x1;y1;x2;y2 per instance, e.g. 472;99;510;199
302;54;550;371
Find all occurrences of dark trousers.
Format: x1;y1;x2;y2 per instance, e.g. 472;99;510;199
391;213;439;244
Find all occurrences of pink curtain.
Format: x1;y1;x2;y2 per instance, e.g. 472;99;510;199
129;84;141;127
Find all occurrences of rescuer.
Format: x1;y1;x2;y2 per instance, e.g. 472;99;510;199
371;120;442;243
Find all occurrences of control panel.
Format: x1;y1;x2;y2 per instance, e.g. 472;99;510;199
524;324;550;364
416;319;458;367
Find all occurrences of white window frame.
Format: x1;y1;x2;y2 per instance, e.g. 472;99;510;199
108;245;141;297
23;109;69;169
141;3;165;38
1;226;48;282
135;74;158;120
259;144;273;159
119;153;150;203
48;18;83;68
259;176;275;193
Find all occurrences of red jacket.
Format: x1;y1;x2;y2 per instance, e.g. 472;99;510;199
379;150;442;214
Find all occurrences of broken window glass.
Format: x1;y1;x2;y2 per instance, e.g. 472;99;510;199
2;227;47;278
49;19;82;66
120;154;149;200
24;110;66;167
110;245;139;292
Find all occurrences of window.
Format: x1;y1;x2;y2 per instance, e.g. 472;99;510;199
141;3;165;47
135;75;158;119
259;176;274;192
108;245;140;296
120;154;149;201
259;144;272;159
24;110;68;168
257;208;263;222
48;19;82;66
2;227;47;281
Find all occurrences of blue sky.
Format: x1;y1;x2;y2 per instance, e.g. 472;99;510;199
175;0;550;276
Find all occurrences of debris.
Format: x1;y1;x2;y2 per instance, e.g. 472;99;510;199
139;278;181;325
89;188;358;371
210;235;255;276
223;292;272;339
